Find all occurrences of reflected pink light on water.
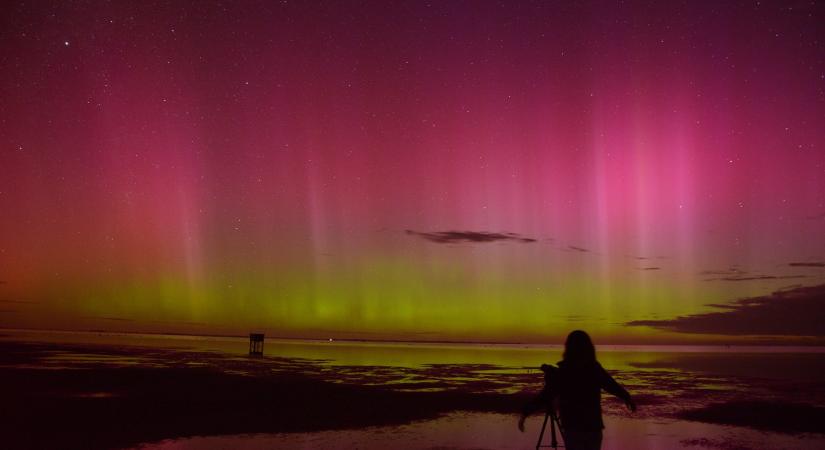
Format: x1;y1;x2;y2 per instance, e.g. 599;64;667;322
135;413;823;450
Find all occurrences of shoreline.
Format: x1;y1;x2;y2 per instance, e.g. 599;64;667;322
4;328;825;352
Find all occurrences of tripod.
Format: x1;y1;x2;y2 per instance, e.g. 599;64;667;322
535;407;564;449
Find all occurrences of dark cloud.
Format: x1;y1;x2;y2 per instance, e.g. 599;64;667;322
704;275;806;282
404;230;536;244
699;268;748;276
628;255;669;261
789;262;825;268
777;284;804;292
702;303;738;309
639;267;661;271
567;246;589;253
0;299;38;304
626;284;825;336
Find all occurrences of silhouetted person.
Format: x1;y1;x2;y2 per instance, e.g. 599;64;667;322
518;330;636;450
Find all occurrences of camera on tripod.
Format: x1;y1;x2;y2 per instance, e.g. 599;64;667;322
532;363;564;449
540;363;557;375
540;363;559;394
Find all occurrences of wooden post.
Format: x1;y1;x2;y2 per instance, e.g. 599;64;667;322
249;333;264;356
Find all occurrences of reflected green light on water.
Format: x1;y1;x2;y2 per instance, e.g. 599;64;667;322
4;329;825;371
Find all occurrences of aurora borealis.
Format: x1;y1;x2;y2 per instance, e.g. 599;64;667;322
1;1;824;343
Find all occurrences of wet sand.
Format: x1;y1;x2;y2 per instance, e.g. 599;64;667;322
0;340;524;449
135;413;825;450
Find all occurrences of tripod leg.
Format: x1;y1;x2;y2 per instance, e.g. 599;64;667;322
535;412;550;450
551;413;565;449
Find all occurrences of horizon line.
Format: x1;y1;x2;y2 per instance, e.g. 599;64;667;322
3;326;825;348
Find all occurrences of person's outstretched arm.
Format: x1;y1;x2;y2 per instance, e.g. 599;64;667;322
598;364;636;412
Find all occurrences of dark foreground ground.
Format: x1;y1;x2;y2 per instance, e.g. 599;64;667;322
0;341;526;449
1;340;824;449
3;367;527;449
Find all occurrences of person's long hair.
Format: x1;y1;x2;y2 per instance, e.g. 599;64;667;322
563;330;596;363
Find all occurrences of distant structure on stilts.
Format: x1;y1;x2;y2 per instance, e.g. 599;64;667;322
249;333;264;356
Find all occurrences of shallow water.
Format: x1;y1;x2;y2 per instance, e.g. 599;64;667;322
3;329;825;449
135;413;824;450
5;328;824;369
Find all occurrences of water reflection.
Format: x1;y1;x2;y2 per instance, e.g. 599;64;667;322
135;413;825;450
2;330;825;449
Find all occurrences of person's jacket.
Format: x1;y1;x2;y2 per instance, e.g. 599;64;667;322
555;359;631;431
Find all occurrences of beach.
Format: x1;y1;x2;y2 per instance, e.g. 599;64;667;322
1;330;824;449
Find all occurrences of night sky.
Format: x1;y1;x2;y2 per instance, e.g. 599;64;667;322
1;1;824;343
